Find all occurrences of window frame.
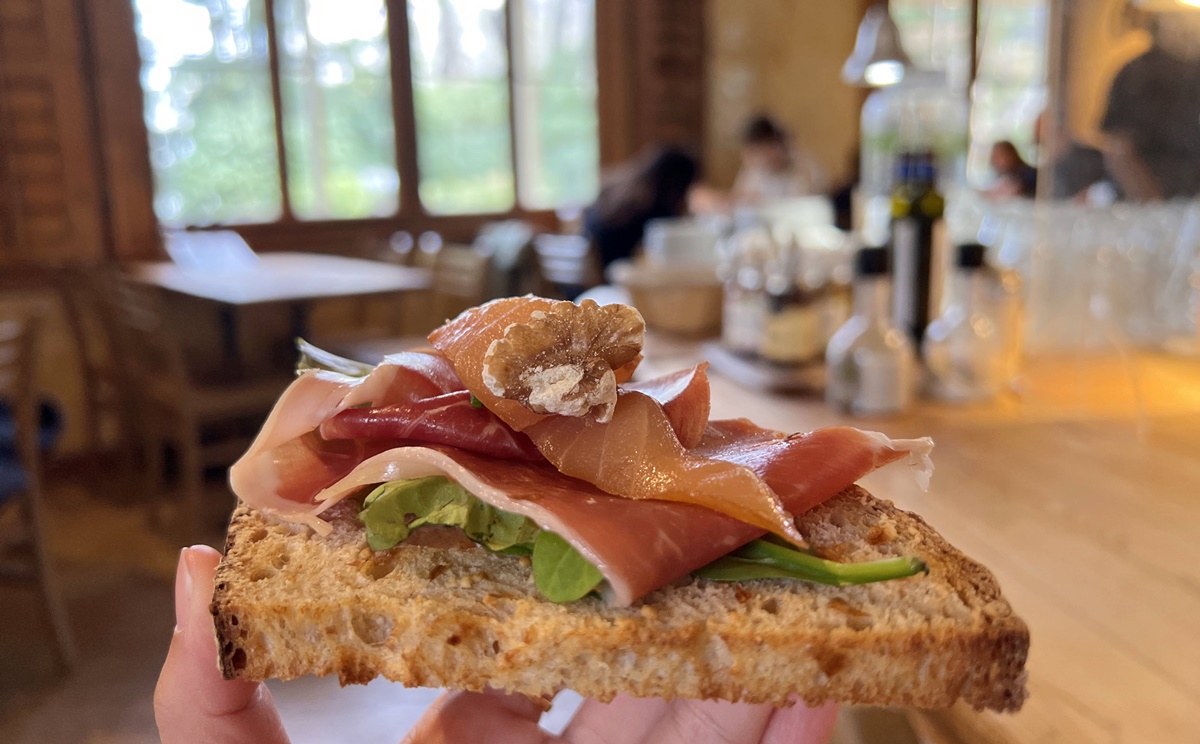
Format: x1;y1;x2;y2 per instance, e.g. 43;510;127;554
147;0;593;231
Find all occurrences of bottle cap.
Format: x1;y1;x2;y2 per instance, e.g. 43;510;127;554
956;243;986;269
856;246;890;277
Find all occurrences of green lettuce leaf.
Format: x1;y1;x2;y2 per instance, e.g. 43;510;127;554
357;478;601;601
531;531;604;603
295;338;374;378
357;477;925;604
693;539;928;586
358;477;541;553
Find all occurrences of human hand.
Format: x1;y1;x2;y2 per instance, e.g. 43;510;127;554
156;546;838;744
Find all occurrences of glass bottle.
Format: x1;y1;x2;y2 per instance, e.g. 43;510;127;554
721;222;771;356
891;150;946;349
760;237;822;365
826;247;916;416
923;243;1006;401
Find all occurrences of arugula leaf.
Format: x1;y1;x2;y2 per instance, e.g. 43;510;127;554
295;338;374;378
469;394;484;409
531;531;603;603
693;539;927;587
358;477;541;553
357;479;924;604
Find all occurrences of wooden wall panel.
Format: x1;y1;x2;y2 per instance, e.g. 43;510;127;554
704;0;867;189
0;0;107;265
632;0;706;153
78;0;160;261
595;0;706;168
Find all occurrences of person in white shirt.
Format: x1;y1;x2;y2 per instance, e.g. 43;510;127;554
732;115;829;205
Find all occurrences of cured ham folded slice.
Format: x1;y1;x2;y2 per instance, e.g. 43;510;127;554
230;351;705;533
310;423;933;606
229;351;465;529
524;392;808;545
319;390;543;461
318;364;712;462
622;363;710;448
427;296;564;431
429;298;807;545
697;420;934;512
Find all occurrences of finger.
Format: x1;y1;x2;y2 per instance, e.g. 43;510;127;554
154;546;290;744
635;699;774;744
401;688;554;744
563;694;670;744
762;700;838;744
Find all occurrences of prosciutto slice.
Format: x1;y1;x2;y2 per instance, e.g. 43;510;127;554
522;392;807;544
310;423;933;605
319;390;543;461
228;351;465;530
426;296;562;431
429;298;807;545
623;363;710;448
231;355;711;532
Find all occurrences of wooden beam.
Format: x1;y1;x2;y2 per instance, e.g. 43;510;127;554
263;0;294;222
503;0;522;208
595;0;636;166
385;0;422;216
968;0;980;87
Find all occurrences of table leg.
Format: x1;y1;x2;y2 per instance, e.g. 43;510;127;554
291;301;309;344
218;306;243;375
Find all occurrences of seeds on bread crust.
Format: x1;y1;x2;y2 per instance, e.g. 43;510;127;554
481;299;645;423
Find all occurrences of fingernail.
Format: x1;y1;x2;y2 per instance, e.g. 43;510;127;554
174;548;194;633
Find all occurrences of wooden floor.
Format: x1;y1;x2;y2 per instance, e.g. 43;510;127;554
646;346;1200;744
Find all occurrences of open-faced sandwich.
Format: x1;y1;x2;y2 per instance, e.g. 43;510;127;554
214;296;1028;711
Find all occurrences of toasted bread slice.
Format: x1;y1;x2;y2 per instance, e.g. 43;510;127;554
211;486;1028;712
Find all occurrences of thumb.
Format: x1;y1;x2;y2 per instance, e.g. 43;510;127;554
155;546;290;744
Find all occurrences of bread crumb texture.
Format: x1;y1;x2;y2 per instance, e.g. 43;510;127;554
212;486;1028;712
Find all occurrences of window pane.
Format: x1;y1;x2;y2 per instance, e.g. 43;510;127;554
133;0;282;226
511;0;598;209
891;0;973;90
276;0;400;219
408;0;515;214
970;1;1048;187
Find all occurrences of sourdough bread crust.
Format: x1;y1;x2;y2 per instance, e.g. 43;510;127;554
212;486;1028;711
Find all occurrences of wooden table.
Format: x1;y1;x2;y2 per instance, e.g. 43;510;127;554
129;252;432;372
640;340;1200;744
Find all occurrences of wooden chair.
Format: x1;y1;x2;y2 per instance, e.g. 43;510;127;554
95;277;289;539
431;244;490;322
533;234;602;298
0;310;77;671
0;265;136;455
412;231;444;271
379;230;415;265
475;220;538;298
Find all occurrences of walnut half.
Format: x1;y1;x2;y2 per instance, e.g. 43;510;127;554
482;299;645;423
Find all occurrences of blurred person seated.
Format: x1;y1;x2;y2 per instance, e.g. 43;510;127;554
582;146;699;270
1100;6;1200;201
985;141;1038;200
1035;111;1109;201
732;115;829;205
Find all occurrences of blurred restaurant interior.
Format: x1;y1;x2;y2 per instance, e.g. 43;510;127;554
2;0;1200;742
